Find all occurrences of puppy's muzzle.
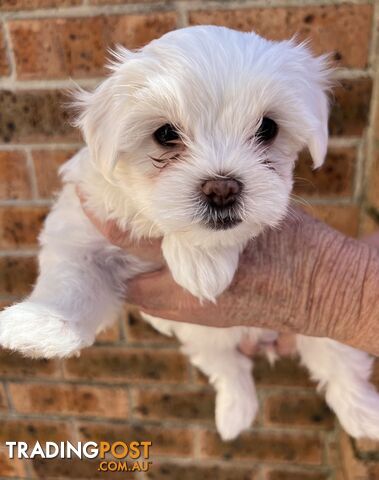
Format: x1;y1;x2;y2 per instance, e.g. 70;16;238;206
201;177;243;230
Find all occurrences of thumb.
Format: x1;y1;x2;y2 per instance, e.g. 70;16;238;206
127;269;175;308
127;268;200;319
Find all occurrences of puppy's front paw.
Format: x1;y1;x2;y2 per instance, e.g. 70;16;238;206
215;380;258;441
0;302;92;358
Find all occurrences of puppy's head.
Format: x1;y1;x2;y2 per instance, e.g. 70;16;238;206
75;26;332;247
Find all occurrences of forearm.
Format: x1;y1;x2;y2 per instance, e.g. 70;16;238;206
236;212;379;355
304;230;379;355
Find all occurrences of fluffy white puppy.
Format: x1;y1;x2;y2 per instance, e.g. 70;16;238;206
1;26;378;440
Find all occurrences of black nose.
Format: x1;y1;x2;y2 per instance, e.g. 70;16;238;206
201;178;241;208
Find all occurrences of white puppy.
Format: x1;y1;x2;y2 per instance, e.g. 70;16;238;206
1;26;378;440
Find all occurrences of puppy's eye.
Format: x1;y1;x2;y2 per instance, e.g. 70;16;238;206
153;123;180;146
256;117;278;143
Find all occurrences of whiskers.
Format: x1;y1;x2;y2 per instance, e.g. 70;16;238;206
286;196;308;224
293;175;316;192
289;192;311;209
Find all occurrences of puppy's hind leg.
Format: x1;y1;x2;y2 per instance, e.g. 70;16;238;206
297;335;379;439
181;329;258;441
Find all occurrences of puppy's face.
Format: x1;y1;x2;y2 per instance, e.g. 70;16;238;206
77;26;331;248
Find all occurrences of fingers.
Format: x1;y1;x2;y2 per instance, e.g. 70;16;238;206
275;333;297;356
127;269;204;321
126;237;164;264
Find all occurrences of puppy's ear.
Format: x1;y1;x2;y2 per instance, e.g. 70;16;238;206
306;66;330;169
307;90;329;169
293;43;334;169
72;46;134;176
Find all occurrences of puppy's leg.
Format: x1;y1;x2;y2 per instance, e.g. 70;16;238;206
297;335;379;439
0;186;135;358
179;328;258;441
0;252;125;358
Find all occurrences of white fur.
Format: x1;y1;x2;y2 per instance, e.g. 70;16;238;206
1;26;378;440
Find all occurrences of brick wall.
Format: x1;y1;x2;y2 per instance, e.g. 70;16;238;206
0;0;378;479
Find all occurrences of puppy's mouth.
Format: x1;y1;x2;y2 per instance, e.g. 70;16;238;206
203;213;243;231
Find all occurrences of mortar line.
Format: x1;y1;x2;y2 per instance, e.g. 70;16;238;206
0;0;374;21
0;69;373;92
175;0;189;28
0;199;53;207
0;77;102;90
24;148;39;200
0;249;38;257
352;138;366;203
0;138;360;152
358;0;379;234
0;2;176;20
1;17;16;81
0;143;84;150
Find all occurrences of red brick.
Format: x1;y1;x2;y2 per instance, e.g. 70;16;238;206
369;465;379;480
338;432;369;480
358;211;378;236
0;349;60;379
367;101;379;210
367;150;379;210
0;206;48;249
0;300;10;310
0;0;80;9
197;357;313;388
330;79;372;137
125;308;177;345
9;13;177;79
253;357;313;388
264;393;334;429
31;456;142;479
0;383;8;412
95;322;120;344
303;205;359;237
0;26;9;76
0;90;79;144
0;255;37;296
63;347;189;384
197;356;313;388
372;358;379;389
0;418;74;443
9;382;128;419
0;150;31;200
91;0;160;4
266;470;329;480
0;446;27;478
78;421;194;457
294;146;356;198
32;148;76;199
189;4;373;68
133;388;214;422
354;438;379;457
147;464;258;480
200;430;323;465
